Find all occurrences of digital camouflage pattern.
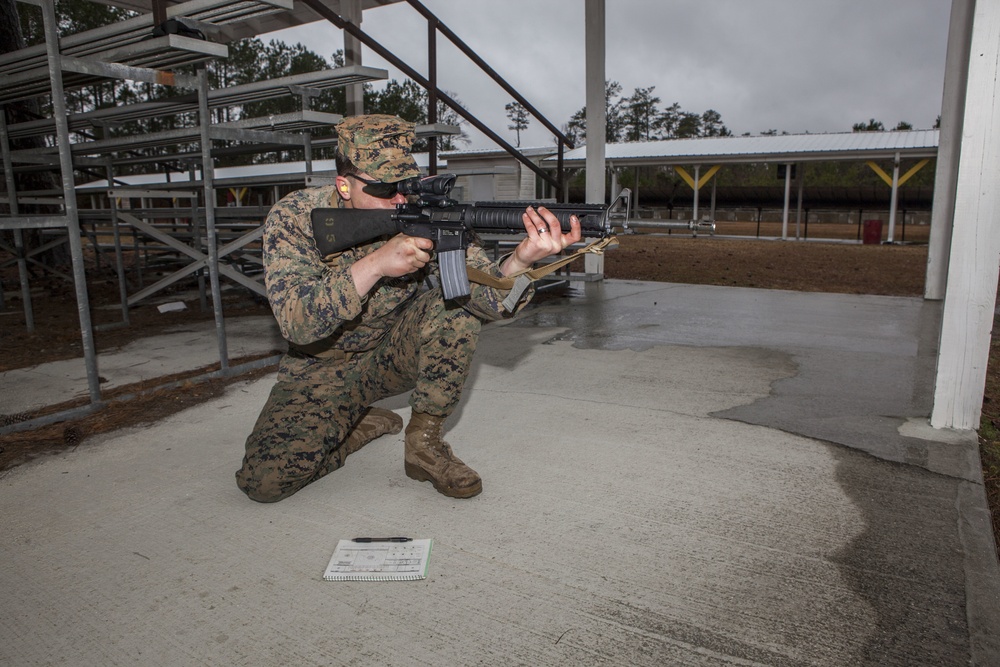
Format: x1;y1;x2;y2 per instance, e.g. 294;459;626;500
334;114;421;183
236;287;483;502
259;184;527;354
236;143;535;501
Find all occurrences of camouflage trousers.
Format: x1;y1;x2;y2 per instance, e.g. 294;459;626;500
235;288;482;503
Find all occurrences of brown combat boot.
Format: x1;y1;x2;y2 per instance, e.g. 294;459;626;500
404;412;482;498
342;407;403;457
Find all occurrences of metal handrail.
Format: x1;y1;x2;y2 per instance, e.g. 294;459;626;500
299;0;570;197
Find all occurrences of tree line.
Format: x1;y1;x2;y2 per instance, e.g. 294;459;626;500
6;0;935;181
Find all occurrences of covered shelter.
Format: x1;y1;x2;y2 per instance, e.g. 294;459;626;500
553;128;939;273
558;130;937;239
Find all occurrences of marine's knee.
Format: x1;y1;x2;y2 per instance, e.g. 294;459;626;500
235;465;295;503
242;486;286;503
235;440;316;503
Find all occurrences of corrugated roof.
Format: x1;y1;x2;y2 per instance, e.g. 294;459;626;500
552;130;939;166
76;154;438;191
441;146;554;159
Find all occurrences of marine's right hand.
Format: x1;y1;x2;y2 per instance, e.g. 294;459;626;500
376;234;433;277
350;233;433;296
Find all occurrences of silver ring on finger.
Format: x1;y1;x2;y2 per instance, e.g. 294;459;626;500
538;226;549;233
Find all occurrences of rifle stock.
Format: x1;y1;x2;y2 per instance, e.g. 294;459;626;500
311;208;398;256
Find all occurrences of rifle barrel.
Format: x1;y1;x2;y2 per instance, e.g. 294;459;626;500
466;201;610;236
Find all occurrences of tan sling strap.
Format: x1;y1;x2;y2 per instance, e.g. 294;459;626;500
464;236;619;311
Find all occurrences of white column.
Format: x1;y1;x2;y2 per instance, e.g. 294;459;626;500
584;0;606;276
925;0;975;300
781;164;792;239
710;176;718;223
886;153;901;243
795;163;804;239
931;0;1000;430
692;165;700;222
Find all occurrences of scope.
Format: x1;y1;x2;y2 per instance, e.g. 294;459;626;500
396;174;457;200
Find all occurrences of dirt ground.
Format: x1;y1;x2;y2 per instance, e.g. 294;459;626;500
605;233;928;295
1;232;997;556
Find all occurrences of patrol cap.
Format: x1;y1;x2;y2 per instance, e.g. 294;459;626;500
335;114;421;183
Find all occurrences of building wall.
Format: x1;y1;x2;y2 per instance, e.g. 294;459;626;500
444;151;554;202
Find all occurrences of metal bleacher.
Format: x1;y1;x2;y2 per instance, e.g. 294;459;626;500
5;64;388;141
1;0;556;431
0;0;295;104
0;0;291;73
0;0;407;412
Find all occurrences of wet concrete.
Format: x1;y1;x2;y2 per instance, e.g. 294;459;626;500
521;280;971;479
516;280;999;664
1;279;997;665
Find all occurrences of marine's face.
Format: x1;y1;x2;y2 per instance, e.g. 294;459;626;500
339;172;407;210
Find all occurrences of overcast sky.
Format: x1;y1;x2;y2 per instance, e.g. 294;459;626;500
268;0;952;150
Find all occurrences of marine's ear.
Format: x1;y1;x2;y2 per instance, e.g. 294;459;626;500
335;175;352;201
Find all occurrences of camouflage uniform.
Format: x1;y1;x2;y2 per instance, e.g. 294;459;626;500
236;115;534;502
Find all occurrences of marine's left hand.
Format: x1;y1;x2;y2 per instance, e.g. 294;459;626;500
500;205;582;276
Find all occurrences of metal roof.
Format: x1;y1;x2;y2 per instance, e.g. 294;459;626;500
89;0;403;41
75;152;440;191
553;130;940;167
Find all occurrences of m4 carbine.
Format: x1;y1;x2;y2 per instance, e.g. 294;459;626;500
310;174;630;300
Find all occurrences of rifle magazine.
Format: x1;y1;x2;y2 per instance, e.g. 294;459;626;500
438;248;471;300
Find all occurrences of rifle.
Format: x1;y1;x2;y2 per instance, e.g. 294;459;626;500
310;174;630;300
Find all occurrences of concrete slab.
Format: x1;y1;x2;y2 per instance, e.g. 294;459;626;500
1;280;998;665
0;316;285;415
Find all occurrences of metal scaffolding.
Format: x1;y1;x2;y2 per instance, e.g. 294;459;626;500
1;0;573;434
0;0;391;428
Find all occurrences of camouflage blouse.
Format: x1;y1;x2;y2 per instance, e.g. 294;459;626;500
262;185;533;355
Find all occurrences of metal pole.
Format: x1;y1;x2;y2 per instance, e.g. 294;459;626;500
0;112;34;331
299;0;562;190
196;67;230;372
105;157;130;325
584;0;606;278
886;152;900;243
343;0;364;117
190;163;207;309
781;163;792;240
427;13;438;175
556;141;565;201
40;0;102;403
795;162;804;240
12;230;33;330
405;0;573;145
692;164;700;222
304;134;313;175
710;175;717;223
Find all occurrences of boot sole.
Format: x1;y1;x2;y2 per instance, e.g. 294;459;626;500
405;462;482;499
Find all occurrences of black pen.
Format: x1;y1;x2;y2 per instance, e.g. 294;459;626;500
352;537;412;543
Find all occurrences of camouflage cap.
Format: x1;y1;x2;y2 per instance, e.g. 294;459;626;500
335;114;421;183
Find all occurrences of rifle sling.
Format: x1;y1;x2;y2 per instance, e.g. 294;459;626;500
466;236;618;291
